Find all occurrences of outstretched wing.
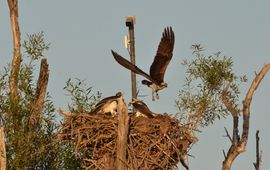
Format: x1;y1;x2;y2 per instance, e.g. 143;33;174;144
111;50;154;82
150;27;175;84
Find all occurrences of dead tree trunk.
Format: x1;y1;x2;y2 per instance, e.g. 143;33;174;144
116;96;129;170
29;58;49;126
7;0;22;167
7;0;21;104
222;63;270;170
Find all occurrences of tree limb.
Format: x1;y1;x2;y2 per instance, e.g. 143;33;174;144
222;63;270;170
224;127;232;143
29;59;49;126
223;150;226;159
116;95;129;170
222;85;240;146
221;85;239;116
7;1;23;168
253;130;261;170
241;64;270;145
7;0;21;103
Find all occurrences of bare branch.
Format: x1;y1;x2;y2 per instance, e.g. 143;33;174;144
241;63;270;145
224;127;232;143
232;116;240;145
57;108;75;117
7;0;21;103
116;96;129;170
6;1;24;168
253;130;261;170
222;63;270;170
222;85;240;145
223;150;226;159
29;59;49;126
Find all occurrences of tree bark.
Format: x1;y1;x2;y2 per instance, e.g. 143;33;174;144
7;0;22;168
0;119;6;170
253;130;261;170
7;0;21;103
116;96;129;170
29;59;49;126
222;63;270;170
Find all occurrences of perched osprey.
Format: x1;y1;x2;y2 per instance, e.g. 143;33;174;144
129;98;156;118
111;27;175;101
91;92;122;116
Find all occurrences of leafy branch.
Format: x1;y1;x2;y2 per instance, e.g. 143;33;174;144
176;44;247;128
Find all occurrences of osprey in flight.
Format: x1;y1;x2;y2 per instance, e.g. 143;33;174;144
129;98;156;118
111;27;175;101
91;92;122;116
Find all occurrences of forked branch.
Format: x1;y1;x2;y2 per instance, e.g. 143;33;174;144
222;63;270;170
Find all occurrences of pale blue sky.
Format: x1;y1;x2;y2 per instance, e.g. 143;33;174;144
1;1;269;169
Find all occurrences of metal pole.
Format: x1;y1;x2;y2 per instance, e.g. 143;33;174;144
125;16;137;103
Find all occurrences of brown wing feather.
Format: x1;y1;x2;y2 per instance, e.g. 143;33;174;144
150;27;175;84
111;50;154;82
94;95;118;108
91;92;122;114
133;101;154;118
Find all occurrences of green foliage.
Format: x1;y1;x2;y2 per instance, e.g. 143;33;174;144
60;78;101;168
0;32;82;169
22;31;50;61
176;44;247;127
63;78;101;113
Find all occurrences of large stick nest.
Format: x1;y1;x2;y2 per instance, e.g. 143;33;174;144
55;112;197;170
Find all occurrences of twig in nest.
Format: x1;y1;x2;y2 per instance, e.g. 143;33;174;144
57;108;75;117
